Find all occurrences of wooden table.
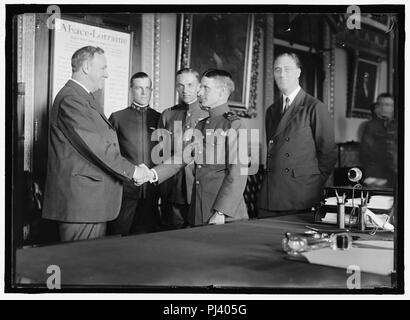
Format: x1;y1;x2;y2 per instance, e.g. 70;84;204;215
15;214;394;291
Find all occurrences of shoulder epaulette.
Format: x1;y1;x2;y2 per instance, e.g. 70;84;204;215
223;111;240;121
170;104;185;111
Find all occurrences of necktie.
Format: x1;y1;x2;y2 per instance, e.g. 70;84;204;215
282;97;290;116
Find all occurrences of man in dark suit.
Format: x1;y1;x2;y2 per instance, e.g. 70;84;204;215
149;69;249;226
258;53;337;217
42;46;150;242
107;72;161;235
158;68;208;229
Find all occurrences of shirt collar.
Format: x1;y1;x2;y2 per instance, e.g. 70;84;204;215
375;114;395;127
186;99;201;111
186;98;198;106
132;101;149;109
70;78;90;94
131;102;149;111
208;103;230;117
282;85;301;108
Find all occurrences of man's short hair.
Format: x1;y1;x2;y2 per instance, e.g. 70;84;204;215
274;52;302;69
176;68;200;81
130;72;152;88
202;69;235;94
377;92;394;101
71;46;105;73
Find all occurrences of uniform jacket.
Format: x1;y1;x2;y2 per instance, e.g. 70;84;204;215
258;89;337;212
42;80;135;223
157;100;208;204
154;103;249;226
109;104;161;199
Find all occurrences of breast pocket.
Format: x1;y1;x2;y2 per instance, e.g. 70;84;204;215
205;132;227;165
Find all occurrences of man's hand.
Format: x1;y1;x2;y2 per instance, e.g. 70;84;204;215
133;164;154;185
209;211;225;225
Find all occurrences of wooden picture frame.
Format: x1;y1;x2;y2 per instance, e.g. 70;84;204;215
347;52;380;118
177;13;263;118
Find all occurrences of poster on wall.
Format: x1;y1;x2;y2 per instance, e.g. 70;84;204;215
52;18;131;117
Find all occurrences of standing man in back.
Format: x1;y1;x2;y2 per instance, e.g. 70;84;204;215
107;72;161;235
360;93;397;188
152;69;249;226
158;68;208;229
258;53;337;217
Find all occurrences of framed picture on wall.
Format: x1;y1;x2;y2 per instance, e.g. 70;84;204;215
347;54;380;118
177;13;263;118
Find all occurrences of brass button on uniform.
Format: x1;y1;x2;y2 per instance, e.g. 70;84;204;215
196;180;200;185
285;153;290;157
285;137;290;142
284;168;290;173
269;140;273;144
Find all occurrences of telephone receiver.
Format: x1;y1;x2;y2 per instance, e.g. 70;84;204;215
365;208;394;231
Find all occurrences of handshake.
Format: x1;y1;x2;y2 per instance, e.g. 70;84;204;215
133;163;157;186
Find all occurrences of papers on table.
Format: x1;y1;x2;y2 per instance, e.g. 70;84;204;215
302;246;394;275
368;195;395;210
325;195;394;210
321;209;394;231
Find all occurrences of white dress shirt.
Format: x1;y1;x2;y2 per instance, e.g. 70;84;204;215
282;85;301;112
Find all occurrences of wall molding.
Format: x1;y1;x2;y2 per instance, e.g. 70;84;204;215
323;23;335;118
18;14;36;172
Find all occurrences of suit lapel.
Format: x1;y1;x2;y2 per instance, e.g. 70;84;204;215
268;99;282;139
89;96;115;129
273;89;306;140
66;80;115;130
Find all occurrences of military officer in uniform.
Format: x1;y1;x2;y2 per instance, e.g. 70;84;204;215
107;72;161;235
158;68;208;229
149;69;249;226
